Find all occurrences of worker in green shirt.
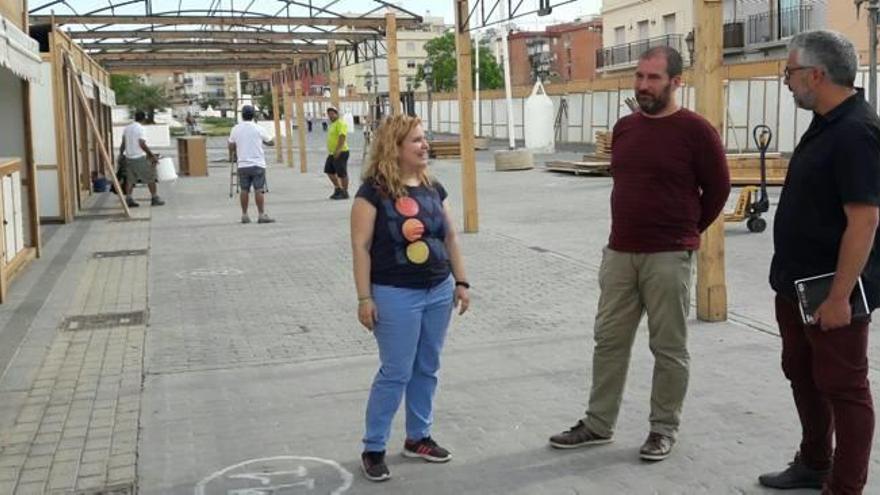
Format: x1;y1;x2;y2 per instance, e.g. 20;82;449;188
324;107;351;199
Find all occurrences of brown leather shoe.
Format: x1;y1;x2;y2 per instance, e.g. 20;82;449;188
549;420;613;449
639;432;675;461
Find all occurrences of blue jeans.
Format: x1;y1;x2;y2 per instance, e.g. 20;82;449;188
363;276;454;452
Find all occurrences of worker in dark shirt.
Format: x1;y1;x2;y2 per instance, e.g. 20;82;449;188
759;30;879;495
548;46;730;462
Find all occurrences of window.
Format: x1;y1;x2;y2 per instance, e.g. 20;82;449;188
663;13;676;35
406;60;417;69
614;26;625;45
406;42;416;52
637;20;650;40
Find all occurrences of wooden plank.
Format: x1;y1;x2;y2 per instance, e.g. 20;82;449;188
50;30;74;223
386;13;401;115
69;30;381;41
281;65;294;168
294;58;308;174
34;15;420;29
694;0;727;322
328;41;341;110
271;76;283;163
455;0;478;233
21;79;41;258
64;54;130;218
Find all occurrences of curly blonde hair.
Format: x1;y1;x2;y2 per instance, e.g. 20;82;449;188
362;114;432;199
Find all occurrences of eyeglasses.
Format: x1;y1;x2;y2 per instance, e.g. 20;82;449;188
783;65;815;80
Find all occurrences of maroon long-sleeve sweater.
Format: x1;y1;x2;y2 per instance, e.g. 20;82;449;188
608;108;730;253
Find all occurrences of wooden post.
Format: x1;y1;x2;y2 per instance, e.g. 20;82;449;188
271;72;283;163
694;0;727;322
294;60;308;173
22;80;41;258
328;41;341;110
386;12;401;115
282;65;295;168
455;0;479;233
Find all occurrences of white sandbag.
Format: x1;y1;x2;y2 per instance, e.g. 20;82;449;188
524;81;555;153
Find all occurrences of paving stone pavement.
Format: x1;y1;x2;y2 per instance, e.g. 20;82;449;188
0;129;878;494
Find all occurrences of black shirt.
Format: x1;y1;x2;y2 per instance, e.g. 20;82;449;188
357;179;452;289
771;91;880;308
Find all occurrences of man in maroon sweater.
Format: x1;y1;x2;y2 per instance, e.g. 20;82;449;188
549;46;730;461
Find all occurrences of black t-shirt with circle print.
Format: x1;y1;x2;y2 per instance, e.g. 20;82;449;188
356;179;451;289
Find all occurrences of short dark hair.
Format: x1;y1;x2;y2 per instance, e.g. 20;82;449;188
241;105;255;121
639;46;683;78
134;110;146;122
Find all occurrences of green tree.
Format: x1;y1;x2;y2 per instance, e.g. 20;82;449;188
414;32;503;92
258;93;274;118
110;74;170;124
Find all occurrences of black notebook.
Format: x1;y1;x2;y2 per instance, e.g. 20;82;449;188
794;272;869;325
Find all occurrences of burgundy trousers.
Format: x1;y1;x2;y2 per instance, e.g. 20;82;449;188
775;295;874;495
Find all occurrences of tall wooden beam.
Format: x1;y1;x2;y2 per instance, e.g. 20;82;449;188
69;30;380;41
34;15;421;29
104;60;300;70
694;0;727;321
455;0;479;233
83;42;326;52
386;12;401;115
294;60;308;174
92;52;302;61
328;41;341;109
281;65;294;168
271;74;283;164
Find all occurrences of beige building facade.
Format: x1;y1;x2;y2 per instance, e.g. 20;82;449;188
599;0;693;71
599;1;852;70
339;16;448;95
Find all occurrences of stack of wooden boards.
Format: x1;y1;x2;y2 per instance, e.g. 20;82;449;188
544;130;613;176
427;137;490;159
727;153;787;186
428;141;460;159
545;130;790;186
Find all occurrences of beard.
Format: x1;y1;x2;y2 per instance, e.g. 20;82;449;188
637;83;673;115
792;89;817;111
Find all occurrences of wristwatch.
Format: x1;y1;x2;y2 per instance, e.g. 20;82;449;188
455;280;470;289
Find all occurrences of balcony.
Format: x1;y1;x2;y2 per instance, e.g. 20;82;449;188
723;21;745;49
747;5;814;46
596;34;683;69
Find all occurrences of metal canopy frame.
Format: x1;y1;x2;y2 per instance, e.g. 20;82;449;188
29;0;421;71
458;0;578;32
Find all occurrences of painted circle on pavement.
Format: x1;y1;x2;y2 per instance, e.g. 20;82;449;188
195;455;352;495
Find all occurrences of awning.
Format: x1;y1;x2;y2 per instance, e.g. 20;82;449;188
0;16;41;82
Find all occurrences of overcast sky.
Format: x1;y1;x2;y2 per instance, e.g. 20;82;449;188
30;0;602;30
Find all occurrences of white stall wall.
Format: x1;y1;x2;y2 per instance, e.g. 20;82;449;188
415;69;877;153
112;124;171;148
30;62;61;219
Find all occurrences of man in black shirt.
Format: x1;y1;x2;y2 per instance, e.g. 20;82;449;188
760;31;879;494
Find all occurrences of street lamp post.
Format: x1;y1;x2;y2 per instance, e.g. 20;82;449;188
685;30;696;65
423;61;434;141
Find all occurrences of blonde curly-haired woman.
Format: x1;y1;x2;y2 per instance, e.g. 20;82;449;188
351;114;470;482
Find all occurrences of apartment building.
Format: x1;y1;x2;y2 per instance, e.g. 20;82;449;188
506;18;603;85
598;0;846;71
339;15;448;94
